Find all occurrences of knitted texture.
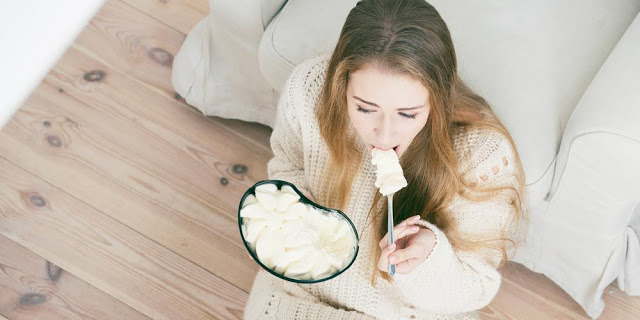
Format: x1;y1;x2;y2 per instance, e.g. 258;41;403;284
244;54;520;320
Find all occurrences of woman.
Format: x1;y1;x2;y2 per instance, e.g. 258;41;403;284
245;0;527;319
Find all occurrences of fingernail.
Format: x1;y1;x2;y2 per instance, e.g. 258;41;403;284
390;256;396;264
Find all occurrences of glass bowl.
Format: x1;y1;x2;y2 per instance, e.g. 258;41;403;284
237;179;360;283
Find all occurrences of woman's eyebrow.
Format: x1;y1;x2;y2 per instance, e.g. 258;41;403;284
353;96;425;111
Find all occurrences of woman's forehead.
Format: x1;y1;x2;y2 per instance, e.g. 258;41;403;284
347;65;429;110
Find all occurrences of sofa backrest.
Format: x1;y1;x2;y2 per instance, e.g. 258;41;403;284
259;0;640;185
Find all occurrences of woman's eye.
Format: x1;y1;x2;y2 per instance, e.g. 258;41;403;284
400;113;417;119
356;106;374;114
357;105;417;119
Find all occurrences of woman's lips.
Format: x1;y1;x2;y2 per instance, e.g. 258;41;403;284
371;145;400;155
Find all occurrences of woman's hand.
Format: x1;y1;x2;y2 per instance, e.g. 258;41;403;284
378;215;436;275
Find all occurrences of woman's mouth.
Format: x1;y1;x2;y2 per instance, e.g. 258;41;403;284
371;145;400;155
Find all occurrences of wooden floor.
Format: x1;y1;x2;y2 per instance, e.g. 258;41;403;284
0;1;638;319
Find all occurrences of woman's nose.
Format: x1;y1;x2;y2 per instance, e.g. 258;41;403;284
373;117;395;147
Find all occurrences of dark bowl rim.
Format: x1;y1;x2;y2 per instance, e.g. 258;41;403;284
237;179;360;284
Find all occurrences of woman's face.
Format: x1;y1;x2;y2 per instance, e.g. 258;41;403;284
346;63;430;158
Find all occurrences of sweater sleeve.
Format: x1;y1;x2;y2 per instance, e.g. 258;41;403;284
266;69;315;201
392;132;521;314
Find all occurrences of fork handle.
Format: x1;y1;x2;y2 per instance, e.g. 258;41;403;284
387;194;395;275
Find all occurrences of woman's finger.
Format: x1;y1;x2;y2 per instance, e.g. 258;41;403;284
397;225;421;241
378;215;421;249
378;222;409;249
394;257;424;274
377;241;397;272
381;226;421;251
389;241;427;266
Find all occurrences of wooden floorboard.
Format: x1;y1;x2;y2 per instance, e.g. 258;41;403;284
73;0;184;98
0;45;262;292
0;235;149;320
479;262;640;320
121;0;208;35
598;285;640;319
74;0;273;155
481;262;588;319
0;157;247;319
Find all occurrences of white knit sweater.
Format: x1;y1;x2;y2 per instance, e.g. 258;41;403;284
244;54;521;320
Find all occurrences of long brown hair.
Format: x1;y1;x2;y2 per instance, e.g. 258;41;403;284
314;0;527;285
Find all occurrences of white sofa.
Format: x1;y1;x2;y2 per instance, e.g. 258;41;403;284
172;1;640;318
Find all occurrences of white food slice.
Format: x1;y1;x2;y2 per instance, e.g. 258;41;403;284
280;220;304;237
255;229;285;269
284;229;316;249
276;192;300;213
263;213;285;230
331;223;351;242
280;185;297;196
283;202;309;220
255;228;274;265
378;176;408;196
284;251;316;279
330;235;353;255
240;203;268;219
242;194;258;208
327;252;344;270
313;270;334;280
255;183;278;194
341;252;352;266
245;219;269;243
268;232;285;269
273;245;311;274
314;215;340;243
241;224;248;239
255;191;277;211
310;252;332;280
307;208;331;227
371;148;408;196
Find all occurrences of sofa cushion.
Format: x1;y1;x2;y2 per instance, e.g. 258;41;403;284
259;0;640;188
172;0;288;128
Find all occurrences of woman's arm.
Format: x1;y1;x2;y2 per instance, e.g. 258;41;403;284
392;132;520;314
266;69;315;201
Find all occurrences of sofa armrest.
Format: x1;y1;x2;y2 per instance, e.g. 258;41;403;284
533;13;640;318
550;13;640;198
259;0;288;29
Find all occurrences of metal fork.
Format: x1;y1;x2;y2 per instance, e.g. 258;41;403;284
387;193;396;275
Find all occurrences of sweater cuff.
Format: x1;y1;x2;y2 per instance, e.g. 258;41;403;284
392;219;453;311
391;219;502;314
393;219;448;287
